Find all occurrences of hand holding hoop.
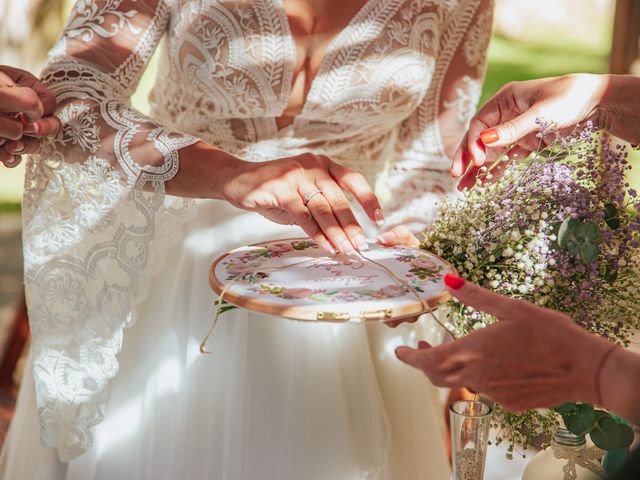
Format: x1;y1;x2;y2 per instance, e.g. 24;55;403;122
222;152;385;255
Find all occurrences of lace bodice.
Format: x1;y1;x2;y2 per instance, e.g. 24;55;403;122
23;0;492;461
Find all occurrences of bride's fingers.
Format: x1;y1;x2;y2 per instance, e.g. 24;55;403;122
299;183;355;255
281;194;336;255
376;225;419;247
328;161;384;226
317;177;369;252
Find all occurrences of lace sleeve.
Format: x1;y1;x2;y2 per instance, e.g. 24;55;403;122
383;0;494;232
23;0;198;461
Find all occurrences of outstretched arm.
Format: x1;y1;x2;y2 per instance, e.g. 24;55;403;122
451;74;640;189
396;274;640;424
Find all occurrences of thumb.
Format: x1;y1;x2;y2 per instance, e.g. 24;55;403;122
479;109;541;148
395;342;433;369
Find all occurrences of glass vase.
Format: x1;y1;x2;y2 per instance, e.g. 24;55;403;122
450;400;493;480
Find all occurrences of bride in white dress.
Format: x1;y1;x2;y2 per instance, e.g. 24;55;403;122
0;0;493;478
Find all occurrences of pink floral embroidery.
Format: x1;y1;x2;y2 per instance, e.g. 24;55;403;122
378;285;406;297
282;288;314;299
410;258;438;270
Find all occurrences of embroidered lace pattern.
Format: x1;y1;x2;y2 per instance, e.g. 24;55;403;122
24;0;493;460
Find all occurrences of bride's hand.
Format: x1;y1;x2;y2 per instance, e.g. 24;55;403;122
223;152;384;255
450;74;640;190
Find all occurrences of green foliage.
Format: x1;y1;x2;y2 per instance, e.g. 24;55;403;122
603;448;629;476
557;218;600;265
604;203;621;230
553;403;634;452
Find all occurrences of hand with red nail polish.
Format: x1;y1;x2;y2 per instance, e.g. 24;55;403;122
443;273;465;290
395;278;640;423
451;73;640;190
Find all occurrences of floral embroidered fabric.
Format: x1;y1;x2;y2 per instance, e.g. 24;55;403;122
211;239;453;321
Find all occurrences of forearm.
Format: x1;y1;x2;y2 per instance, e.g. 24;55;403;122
165;142;244;201
598;74;640;144
598;346;640;425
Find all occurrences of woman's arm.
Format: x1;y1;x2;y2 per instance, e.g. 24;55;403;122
396;275;640;425
41;0;380;253
452;74;640;189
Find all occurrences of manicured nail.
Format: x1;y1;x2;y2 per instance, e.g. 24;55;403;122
459;149;470;175
376;231;396;245
374;208;385;226
341;240;355;255
355;234;369;251
5;155;21;167
444;273;465;290
480;129;499;145
476;138;486;153
320;238;337;255
8;141;25;154
24;122;38;135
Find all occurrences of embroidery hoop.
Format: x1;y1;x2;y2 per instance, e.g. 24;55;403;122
208;237;456;323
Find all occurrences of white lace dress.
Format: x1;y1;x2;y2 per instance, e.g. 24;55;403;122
0;1;492;478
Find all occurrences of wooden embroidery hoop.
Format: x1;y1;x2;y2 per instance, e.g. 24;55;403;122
208;237;456;323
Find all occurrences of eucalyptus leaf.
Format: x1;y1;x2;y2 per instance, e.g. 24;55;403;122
577;222;601;242
617;424;635;448
557;218;601;265
603;448;629;477
564;403;596;436
610;414;632;427
578;242;599;264
604;203;621;230
591;416;620;450
554;402;578;415
558;218;578;248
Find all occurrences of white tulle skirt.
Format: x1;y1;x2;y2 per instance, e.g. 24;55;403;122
0;199;450;480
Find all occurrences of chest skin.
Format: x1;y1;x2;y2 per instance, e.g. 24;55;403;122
277;0;369;129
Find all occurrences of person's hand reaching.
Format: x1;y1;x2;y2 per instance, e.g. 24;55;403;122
450;74;640;190
0;65;62;168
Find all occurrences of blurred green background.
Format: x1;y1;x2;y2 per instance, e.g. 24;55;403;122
0;0;631;210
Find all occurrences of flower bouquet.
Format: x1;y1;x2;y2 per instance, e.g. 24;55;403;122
422;120;639;455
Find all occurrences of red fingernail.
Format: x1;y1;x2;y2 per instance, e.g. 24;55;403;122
480;129;499;145
24;123;38;135
476;138;486;153
444;273;465;290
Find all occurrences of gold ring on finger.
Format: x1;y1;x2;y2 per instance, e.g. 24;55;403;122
303;189;323;206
